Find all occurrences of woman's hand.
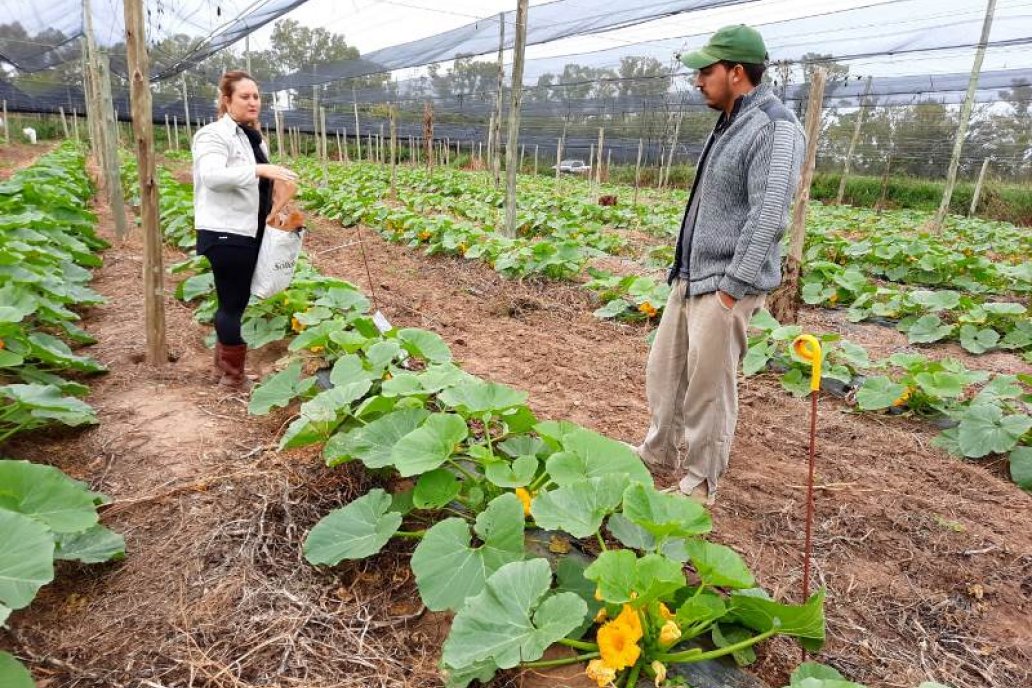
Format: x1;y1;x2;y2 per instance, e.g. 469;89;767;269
255;164;298;182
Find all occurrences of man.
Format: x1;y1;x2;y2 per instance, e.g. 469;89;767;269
637;25;805;503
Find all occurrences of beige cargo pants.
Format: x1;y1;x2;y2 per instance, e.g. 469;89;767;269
638;279;764;497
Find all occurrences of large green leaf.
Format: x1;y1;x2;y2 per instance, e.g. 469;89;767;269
959;325;1000;354
684;539;756;589
787;662;864;688
0;459;99;533
855;376;907;411
621;482;712;541
981;302;1026;315
905;315;953;344
303;489;403;565
605;513;689;561
0;384;97;427
438;380;528;414
583;550;685;605
247;361;316;415
0;652;35;688
27;333;104;373
324;408;430;468
364;340;402;371
957;405;1032;458
530;474;626;538
913;372;968;399
391;413;468;477
411;493;525;611
54;524;126;563
413;469;461;510
278;379;373;450
543;426;652;487
729;587;826;652
908;290;960;312
484;454;538;488
1010;446;1032;491
329;353;380;387
241;314;289;349
397;328;452;364
441;558;587;670
0;510;54;610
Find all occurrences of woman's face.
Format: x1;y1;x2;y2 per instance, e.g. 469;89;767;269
224;78;260;125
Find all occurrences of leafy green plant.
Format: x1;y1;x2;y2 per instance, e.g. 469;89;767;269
0;459;125;686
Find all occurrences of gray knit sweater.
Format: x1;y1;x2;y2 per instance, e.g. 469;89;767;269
669;83;805;300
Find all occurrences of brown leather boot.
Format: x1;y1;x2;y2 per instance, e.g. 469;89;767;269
215;342;252;390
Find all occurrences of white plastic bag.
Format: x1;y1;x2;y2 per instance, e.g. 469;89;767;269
250;226;302;299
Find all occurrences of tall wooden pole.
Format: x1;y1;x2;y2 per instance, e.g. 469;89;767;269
164;113;171;149
389;103;398;197
492;12;505;188
932;0;996;231
173;115;179;151
353;85;362;161
72;108;80;142
89;50;129;238
534;144;539;176
503;0;529;238
836;76;873;205
633;137;644;207
663;113;682;188
424;101;434;172
969;158;990;216
275;110;284;159
181;74;191;140
59;107;70;139
1;100;7;144
769;68;827;324
124;0;168;365
595;127;605;185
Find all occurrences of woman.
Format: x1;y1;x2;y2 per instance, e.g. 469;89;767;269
193;70;297;388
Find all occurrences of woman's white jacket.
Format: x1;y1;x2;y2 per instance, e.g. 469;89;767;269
192;113;269;236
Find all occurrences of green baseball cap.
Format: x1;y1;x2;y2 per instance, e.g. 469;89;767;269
678;24;768;69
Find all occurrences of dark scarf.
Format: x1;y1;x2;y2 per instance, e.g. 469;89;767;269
239;124;272;240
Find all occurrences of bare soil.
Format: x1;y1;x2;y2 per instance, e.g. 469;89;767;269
2;150;1029;688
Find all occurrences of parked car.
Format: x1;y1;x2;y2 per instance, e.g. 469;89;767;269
551;159;591;174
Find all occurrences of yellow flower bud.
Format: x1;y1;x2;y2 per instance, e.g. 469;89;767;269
652;660;667;687
594;607;609;624
659;620;681;647
658;603;676;621
514;487;533;517
594;587;604;602
585;658;617;687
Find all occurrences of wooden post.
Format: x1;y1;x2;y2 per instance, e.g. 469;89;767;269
181;74;191;140
312;86;320;156
502;0;529;237
520;144;526;170
421;102;433;172
534;144;539;175
173;115;179;151
72;108;80;142
932;0;996;231
342;127;349;162
124;0;167;365
633;137;644;206
606;149;611;183
2;100;7;144
769;68;827;324
589;143;595;183
486;112;495;169
663;113;683;188
320;106;328;160
59;107;70;139
555;135;563;182
493;11;505;189
367;132;373;162
836;76;873;205
595;127;605;185
969;158;990;216
164;113;171;149
95;53;129;239
353;85;362;161
336;129;343;162
388;102;398;196
275;110;284;159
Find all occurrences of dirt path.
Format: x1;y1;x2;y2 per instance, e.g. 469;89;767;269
299;213;1032;688
0;141;58;179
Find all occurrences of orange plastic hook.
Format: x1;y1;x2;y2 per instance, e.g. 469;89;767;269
792;334;823;393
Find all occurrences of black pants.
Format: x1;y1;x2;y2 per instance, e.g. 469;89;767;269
204;243;259;346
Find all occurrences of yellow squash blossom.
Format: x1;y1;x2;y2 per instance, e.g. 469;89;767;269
658;603;676;622
309;345;324;354
638;301;657;318
597;620;641;670
612;604;643;639
418;230;432;241
291;316;306;333
658;620;681;647
892;387;912;407
0;338;5;350
585;658;617;687
514;487;533;517
651;660;667;687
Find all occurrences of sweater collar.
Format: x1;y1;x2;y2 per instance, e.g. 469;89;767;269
715;82;773;133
